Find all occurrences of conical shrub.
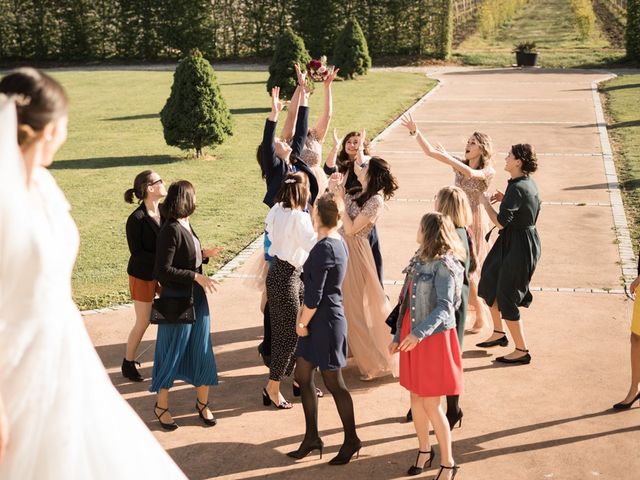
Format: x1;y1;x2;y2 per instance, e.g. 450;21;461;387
266;28;311;100
160;49;232;158
333;19;371;80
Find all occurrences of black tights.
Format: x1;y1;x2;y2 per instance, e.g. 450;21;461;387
294;356;359;446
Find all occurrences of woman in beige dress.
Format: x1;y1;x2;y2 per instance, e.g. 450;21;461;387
401;113;495;334
331;144;399;380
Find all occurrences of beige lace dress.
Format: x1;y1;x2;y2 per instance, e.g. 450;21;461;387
300;129;328;195
339;193;396;378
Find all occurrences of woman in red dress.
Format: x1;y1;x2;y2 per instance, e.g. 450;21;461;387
389;212;464;480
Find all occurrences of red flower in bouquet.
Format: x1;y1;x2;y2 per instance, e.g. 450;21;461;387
307;55;331;82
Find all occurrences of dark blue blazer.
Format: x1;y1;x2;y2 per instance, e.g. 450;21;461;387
261;105;319;207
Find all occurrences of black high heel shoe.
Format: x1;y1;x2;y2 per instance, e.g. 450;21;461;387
154;403;178;431
328;440;362;465
195;399;217;426
446;409;463;430
262;388;293;409
286;438;324;460
407;447;434;476
476;330;509;348
613;392;640;410
435;464;460;480
405;408;413;422
292;382;324;398
495;347;531;365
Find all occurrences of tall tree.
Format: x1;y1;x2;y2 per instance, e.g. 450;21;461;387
627;0;640;61
266;28;311;99
293;0;340;58
160;49;233;158
333;18;371;79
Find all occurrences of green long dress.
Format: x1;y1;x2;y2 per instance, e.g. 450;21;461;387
454;227;471;347
478;175;541;321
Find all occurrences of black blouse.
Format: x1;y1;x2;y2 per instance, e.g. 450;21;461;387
126;203;163;281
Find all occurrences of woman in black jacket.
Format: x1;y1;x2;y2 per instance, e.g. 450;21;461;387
150;180;221;430
122;170;166;382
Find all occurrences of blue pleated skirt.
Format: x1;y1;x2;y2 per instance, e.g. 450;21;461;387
150;283;218;392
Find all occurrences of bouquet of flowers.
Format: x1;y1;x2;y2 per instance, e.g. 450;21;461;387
306;55;331;82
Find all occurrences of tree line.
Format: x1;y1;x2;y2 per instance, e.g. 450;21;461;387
0;0;473;62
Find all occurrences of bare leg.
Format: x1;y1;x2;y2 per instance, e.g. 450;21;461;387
196;385;214;420
502;319;529;359
155;388;174;423
467;279;488;332
410;393;432;468
479;302;505;343
126;300;152;360
621;333;640;403
424;396;455;476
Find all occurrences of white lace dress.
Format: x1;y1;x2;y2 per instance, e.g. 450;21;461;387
0;102;185;479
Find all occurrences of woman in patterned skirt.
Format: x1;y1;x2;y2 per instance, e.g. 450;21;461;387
401;113;495;334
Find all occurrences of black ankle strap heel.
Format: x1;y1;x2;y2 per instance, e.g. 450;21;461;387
195;399;217;426
435;464;459;480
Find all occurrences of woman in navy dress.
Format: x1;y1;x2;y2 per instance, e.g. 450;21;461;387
288;193;362;465
151;180;222;430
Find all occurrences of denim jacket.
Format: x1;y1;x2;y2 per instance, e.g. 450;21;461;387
392;253;464;344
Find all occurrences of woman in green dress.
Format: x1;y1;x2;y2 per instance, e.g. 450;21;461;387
476;144;541;365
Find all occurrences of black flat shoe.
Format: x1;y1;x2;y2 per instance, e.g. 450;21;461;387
407;447;434;476
262;388;293;409
122;358;144;382
287;438;324;459
328;440;362;465
154;403;178;431
495;348;531;365
195;399;217;426
613;392;640;410
446;409;463;430
435;464;460;480
476;330;509;348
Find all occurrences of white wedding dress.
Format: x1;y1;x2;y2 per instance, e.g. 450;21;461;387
0;98;186;479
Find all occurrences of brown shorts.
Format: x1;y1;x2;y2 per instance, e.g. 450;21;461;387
129;276;160;302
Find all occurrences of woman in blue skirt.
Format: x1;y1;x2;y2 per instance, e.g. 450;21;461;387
151;180;222;430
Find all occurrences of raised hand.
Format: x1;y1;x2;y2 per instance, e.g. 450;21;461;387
270;87;284;116
400;112;417;133
294;63;307;88
490;190;504;203
332;128;340;146
328;171;344;193
356;128;366;151
324;66;340;88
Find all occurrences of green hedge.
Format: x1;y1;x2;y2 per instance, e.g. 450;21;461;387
478;0;529;38
628;0;640;59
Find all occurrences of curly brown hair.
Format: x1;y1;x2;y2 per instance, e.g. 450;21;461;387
511;143;538;174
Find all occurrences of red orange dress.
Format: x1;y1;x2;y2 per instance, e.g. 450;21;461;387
398;289;464;397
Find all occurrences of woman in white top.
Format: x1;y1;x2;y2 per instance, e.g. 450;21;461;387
264;173;317;409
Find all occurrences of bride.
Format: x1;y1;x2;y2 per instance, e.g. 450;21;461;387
0;69;186;478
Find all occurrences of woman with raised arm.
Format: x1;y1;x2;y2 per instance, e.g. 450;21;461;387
280;67;340;195
122;170;167;382
476;144;541;365
0;68;187;478
324;130;385;286
332;137;398;380
256;64;318;368
401;113;494;334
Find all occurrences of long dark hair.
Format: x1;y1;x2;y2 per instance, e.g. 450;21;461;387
337;131;370;174
355;156;398;207
162;180;196;219
124;170;155;204
0;67;68;148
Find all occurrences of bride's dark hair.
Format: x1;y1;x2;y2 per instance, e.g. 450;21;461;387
0;68;68;148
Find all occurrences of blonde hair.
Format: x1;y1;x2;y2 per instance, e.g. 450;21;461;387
435;186;473;228
470;131;493;169
417;212;466;263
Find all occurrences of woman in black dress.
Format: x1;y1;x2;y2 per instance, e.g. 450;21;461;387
477;144;541;364
288;193;361;465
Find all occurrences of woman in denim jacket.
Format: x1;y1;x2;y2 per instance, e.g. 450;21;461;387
389;212;464;480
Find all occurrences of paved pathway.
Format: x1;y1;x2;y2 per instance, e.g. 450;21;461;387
84;67;640;479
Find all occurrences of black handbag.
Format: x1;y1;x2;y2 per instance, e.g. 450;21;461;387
150;293;195;325
385;303;401;335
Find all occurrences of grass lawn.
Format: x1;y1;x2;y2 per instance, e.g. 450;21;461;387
601;75;640;249
454;0;625;68
45;68;435;309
